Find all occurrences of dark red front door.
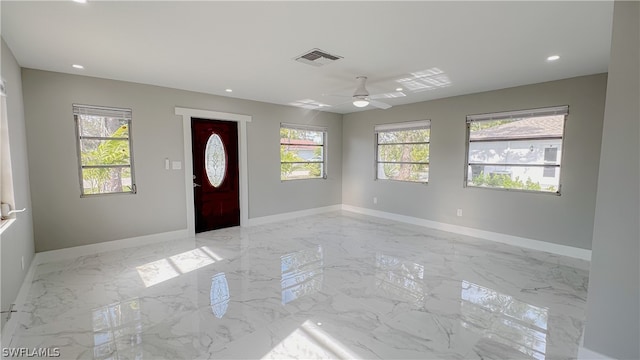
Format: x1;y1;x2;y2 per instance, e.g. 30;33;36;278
192;118;240;232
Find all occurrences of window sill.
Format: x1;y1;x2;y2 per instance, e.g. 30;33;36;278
0;218;17;236
281;177;327;182
465;184;561;196
375;178;429;184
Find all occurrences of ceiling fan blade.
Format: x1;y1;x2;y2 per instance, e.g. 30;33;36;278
369;91;406;100
322;93;351;99
369;100;392;110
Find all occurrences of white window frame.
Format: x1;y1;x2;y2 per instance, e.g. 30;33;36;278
0;78;18;230
464;105;568;195
73;104;137;197
280;123;327;181
374;120;431;183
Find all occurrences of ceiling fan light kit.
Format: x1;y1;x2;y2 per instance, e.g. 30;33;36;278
353;98;370;107
351;76;392;110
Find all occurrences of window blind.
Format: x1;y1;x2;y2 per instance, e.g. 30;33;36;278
466;106;568;123
280;122;327;132
375;120;430;133
73;104;132;120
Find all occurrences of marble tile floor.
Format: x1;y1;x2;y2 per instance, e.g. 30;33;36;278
6;211;590;359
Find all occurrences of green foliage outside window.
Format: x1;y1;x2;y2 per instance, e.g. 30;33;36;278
280;126;324;180
469;119;512;132
280;145;304;179
81;123;132;194
377;128;429;182
470;172;558;192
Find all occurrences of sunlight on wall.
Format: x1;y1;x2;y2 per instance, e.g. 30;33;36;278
261;320;360;360
136;246;223;287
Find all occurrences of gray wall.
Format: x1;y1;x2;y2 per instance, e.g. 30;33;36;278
583;1;639;358
1;39;35;329
343;74;607;250
21;69;342;252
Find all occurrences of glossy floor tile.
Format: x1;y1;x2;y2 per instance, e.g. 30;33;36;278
7;211;590;359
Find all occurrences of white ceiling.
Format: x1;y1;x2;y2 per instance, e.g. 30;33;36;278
1;1;614;114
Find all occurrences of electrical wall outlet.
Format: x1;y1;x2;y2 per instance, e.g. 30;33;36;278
373;197;378;204
456;209;463;217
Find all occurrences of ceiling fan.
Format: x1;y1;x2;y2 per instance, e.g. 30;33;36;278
350;76;404;110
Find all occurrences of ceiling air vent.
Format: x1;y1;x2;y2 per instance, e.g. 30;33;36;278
294;48;343;67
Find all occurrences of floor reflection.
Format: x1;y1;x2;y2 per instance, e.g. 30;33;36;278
281;245;323;304
92;298;143;360
460;280;548;360
210;272;230;319
374;252;425;304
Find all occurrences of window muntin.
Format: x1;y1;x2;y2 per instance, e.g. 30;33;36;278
465;106;567;194
375;120;430;183
280;123;326;181
74;104;136;196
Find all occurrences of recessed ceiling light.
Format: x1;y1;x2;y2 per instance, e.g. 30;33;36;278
547;55;560;61
72;64;84;69
73;0;87;3
225;89;233;93
395;87;403;92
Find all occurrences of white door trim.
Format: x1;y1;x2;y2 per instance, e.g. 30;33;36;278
175;107;251;236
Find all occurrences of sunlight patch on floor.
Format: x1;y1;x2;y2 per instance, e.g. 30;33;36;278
136;246;221;287
261;320;360;360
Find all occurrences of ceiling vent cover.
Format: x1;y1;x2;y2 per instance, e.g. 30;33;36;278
294;48;343;67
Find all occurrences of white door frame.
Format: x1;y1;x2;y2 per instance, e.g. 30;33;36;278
175;107;251;237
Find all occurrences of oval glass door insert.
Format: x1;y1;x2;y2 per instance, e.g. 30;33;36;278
205;133;226;187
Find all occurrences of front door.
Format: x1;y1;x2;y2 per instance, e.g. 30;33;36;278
192;118;240;232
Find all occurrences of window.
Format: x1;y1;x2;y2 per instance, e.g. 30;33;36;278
0;79;17;225
280;123;326;181
465;106;567;194
375;120;430;183
74;104;136;196
205;134;226;187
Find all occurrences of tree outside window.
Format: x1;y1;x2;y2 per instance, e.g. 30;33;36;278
74;105;136;196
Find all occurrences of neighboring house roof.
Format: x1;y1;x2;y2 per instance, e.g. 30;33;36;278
470;116;564;141
281;138;318;151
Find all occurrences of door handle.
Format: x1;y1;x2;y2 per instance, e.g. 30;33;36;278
193;183;202;188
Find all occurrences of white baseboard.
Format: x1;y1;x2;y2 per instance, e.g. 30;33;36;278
35;229;189;265
246;205;342;227
577;346;616;360
341;204;592;261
